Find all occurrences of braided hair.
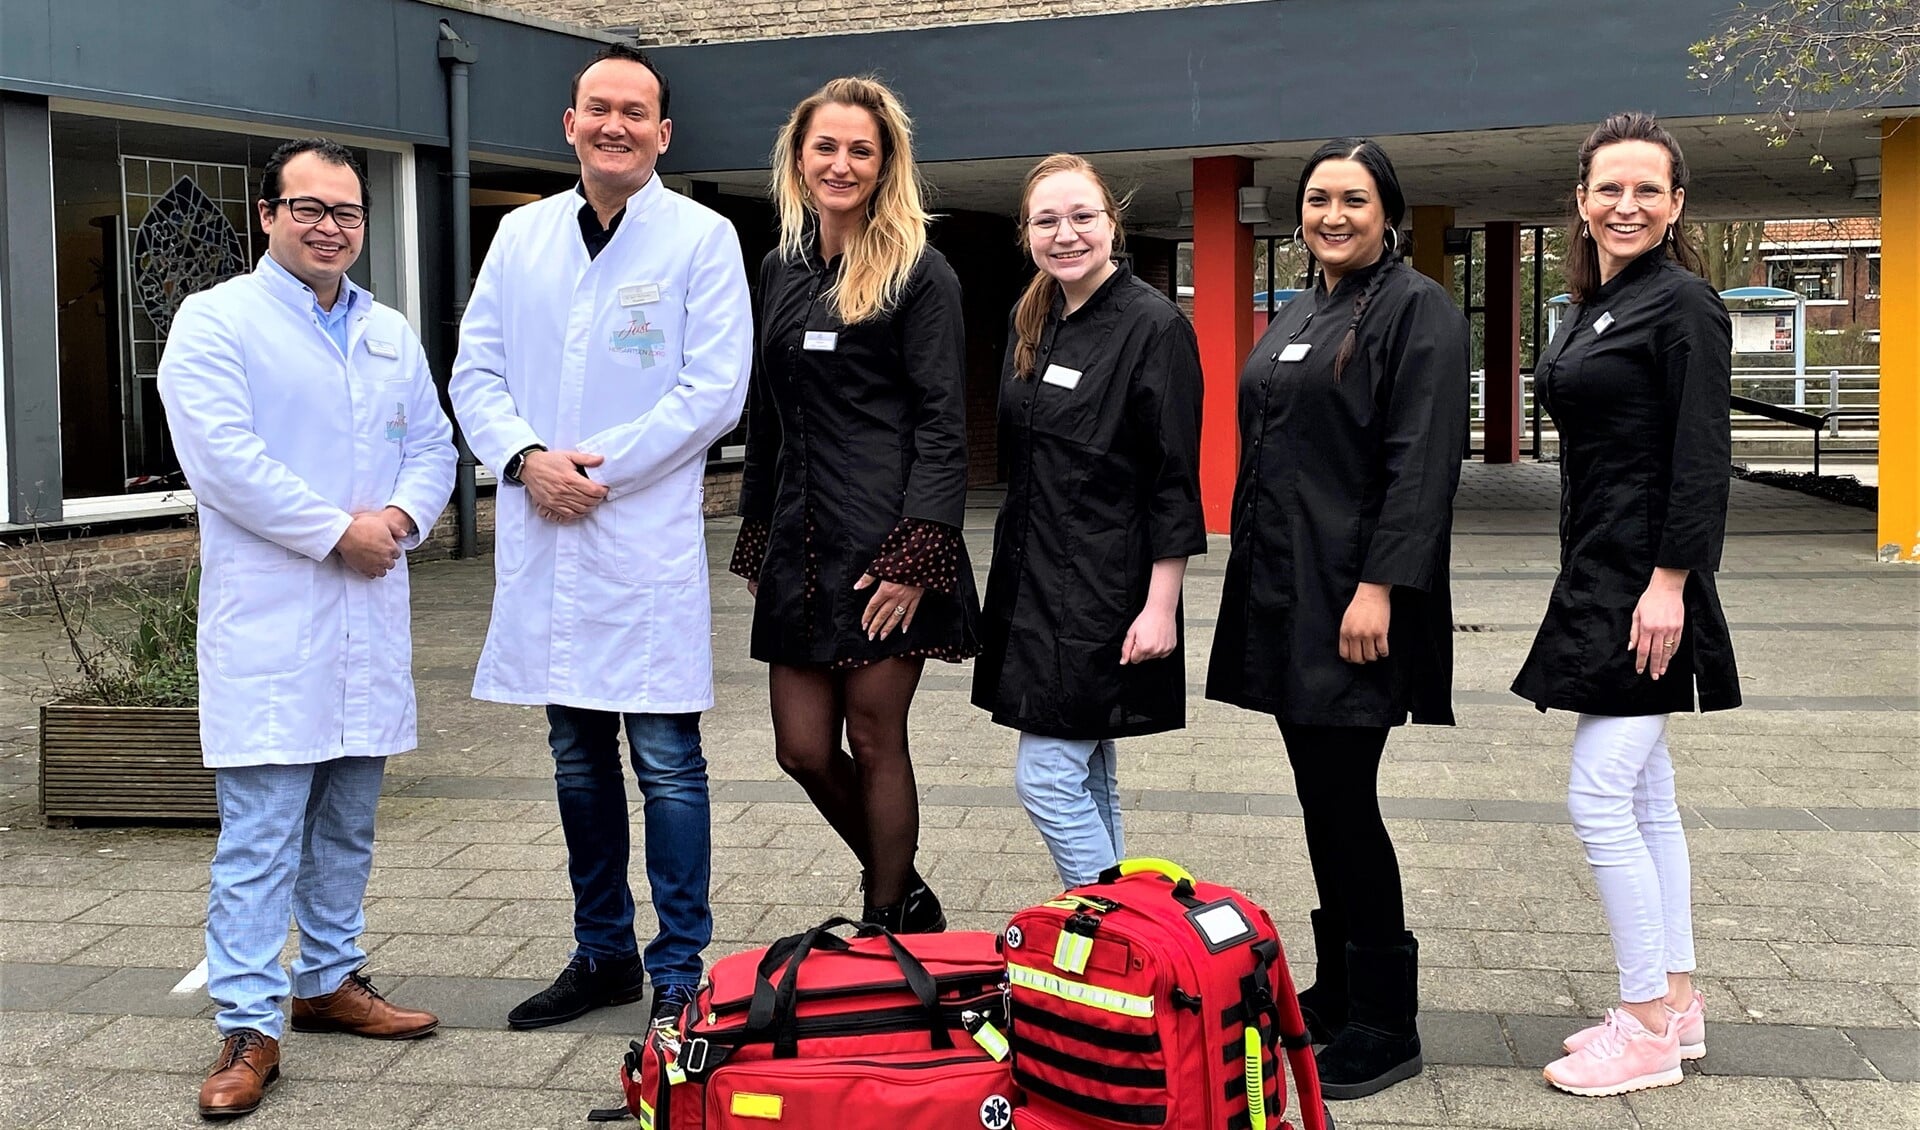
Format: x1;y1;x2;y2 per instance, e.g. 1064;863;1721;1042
1294;138;1408;381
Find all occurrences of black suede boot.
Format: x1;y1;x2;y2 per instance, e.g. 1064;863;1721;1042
1296;908;1349;1045
1316;932;1423;1100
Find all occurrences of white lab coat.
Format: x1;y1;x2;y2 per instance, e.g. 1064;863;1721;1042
158;259;456;767
450;177;752;713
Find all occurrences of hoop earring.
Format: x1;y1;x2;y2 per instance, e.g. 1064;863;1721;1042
1580;221;1592;240
1292;226;1304;243
1383;227;1401;256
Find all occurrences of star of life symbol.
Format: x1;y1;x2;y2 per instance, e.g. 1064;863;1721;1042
384;402;407;444
979;1094;1013;1130
1004;925;1023;949
610;316;667;367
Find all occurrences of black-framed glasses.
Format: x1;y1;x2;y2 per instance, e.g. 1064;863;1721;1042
267;197;367;228
1027;209;1109;236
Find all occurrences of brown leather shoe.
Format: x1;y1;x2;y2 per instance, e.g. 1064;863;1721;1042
198;1029;279;1119
291;970;438;1039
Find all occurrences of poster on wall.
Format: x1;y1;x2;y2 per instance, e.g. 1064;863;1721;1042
1731;309;1794;354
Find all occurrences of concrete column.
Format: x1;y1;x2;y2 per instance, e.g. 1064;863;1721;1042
1879;118;1919;562
1411;205;1454;291
1483;221;1522;463
0;95;62;523
1192;156;1253;533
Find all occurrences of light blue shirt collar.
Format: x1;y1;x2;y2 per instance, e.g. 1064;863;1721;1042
255;254;363;354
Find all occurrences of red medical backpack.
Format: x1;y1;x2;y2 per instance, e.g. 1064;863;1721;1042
1003;859;1329;1130
622;917;1017;1130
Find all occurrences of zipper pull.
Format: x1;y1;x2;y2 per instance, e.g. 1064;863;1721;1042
961;1009;1010;1062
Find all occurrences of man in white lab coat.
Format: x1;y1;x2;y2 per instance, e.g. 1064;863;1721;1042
450;45;751;1030
158;139;455;1119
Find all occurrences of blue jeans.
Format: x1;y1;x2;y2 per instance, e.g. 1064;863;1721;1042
547;706;712;987
206;756;386;1039
1014;732;1125;888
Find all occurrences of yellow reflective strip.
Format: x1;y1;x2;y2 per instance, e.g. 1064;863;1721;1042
1052;930;1092;974
1008;962;1155;1018
637;1099;655;1130
730;1092;784;1120
970;1018;1011;1061
1244;1027;1267;1130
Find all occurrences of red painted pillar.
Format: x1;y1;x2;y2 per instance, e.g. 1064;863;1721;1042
1192;157;1254;532
1483;221;1522;464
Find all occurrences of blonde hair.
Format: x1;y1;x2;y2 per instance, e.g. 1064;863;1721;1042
1011;154;1128;380
771;76;930;325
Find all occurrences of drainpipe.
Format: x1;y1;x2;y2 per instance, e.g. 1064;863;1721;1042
439;19;480;558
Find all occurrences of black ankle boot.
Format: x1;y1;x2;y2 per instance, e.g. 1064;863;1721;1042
1316;932;1423;1101
863;872;946;934
1296;908;1349;1045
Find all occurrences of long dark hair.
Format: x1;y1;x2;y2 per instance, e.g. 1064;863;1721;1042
1566;112;1706;302
1295;138;1407;379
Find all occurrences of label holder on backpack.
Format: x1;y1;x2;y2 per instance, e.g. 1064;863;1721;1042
1184;898;1258;953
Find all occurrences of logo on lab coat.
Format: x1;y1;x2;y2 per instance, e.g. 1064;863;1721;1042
610;316;667;367
385;402;408;444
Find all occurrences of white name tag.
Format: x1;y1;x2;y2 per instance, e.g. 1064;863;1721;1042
1593;311;1615;335
1040;364;1082;389
1278;342;1312;362
366;339;399;359
803;331;838;352
620;283;662;307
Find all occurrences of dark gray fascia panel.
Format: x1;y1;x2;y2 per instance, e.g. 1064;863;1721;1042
0;95;63;523
0;0;584;162
652;0;1764;173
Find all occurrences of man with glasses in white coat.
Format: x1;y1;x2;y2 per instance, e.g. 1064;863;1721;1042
451;44;752;1031
159;137;455;1119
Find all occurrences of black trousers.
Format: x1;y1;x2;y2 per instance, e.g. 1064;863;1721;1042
1279;722;1406;948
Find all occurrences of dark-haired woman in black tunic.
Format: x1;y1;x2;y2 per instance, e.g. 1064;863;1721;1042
730;77;980;934
1206;138;1468;1101
1521;112;1739;1100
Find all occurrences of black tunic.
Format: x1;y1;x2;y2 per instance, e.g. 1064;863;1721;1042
736;242;981;666
972;267;1208;740
1205;258;1469;727
1513;250;1741;715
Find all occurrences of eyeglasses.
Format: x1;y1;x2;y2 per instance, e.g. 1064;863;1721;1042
267;197;367;228
1027;209;1109;236
1585;183;1672;207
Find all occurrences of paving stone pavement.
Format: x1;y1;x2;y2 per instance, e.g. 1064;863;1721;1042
1;462;1915;1128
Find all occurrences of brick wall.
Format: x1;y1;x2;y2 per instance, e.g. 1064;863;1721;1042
493;0;1242;45
1;468;749;614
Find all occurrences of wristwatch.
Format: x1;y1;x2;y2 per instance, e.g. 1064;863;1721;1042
503;444;546;486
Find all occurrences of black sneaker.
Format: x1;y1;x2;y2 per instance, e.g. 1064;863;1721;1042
507;953;646;1030
650;983;698;1028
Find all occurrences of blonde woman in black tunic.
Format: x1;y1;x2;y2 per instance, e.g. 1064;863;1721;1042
730;77;980;932
1206;139;1468;1100
1519;112;1738;1099
972;154;1206;888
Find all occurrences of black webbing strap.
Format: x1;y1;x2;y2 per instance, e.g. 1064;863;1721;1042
1013;1068;1167;1126
1010;1032;1167;1090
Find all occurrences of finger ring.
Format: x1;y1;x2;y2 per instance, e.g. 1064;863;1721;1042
891;607;906;617
1664;640;1677;650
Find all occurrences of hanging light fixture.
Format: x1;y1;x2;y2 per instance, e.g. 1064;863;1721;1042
1175;190;1194;227
1851;156;1881;200
1237;186;1272;225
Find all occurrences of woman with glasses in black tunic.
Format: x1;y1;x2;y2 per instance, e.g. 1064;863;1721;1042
1207;138;1469;1100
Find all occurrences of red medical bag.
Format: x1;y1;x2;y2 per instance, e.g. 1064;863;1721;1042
622;917;1017;1130
1002;859;1328;1130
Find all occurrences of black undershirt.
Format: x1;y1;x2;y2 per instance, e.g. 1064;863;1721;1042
574;183;625;260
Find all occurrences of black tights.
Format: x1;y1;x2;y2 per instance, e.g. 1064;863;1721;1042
1279;722;1405;948
770;658;926;906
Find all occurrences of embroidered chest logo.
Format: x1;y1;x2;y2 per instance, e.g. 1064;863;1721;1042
610;316;668;367
384;402;408;444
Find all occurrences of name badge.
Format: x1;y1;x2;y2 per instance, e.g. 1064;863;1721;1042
1278;342;1312;362
366;339;399;359
1040;364;1082;389
1593;312;1616;335
620;283;662;307
803;331;838;352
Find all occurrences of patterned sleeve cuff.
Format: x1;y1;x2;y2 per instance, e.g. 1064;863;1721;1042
729;517;771;581
866;517;965;594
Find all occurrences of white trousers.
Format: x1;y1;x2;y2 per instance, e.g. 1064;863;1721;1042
1568;713;1696;1003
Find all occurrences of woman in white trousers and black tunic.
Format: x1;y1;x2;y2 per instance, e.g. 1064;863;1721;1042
1206;138;1469;1101
1517;112;1739;1099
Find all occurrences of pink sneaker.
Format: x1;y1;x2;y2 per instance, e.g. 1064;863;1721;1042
1563;991;1706;1060
1543;1008;1684;1097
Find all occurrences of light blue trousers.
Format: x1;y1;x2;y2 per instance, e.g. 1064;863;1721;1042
206;756;386;1038
1014;733;1125;888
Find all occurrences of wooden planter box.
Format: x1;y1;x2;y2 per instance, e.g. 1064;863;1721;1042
39;703;216;822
